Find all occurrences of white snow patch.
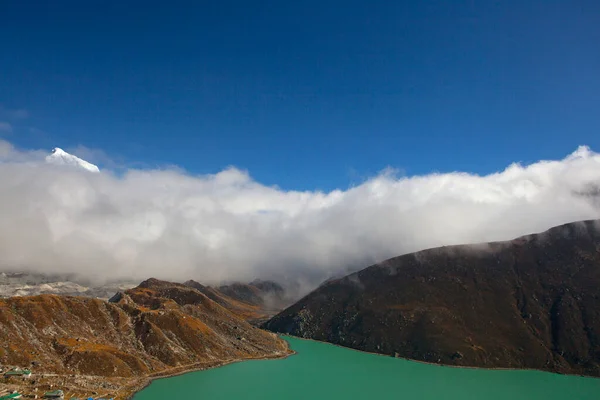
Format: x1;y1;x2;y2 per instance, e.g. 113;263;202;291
45;147;100;173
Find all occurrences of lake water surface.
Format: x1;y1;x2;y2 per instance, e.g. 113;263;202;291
135;336;600;400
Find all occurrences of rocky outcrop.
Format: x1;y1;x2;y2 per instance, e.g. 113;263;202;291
264;219;600;377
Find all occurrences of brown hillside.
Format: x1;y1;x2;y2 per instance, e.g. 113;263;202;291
264;219;600;377
0;278;289;397
182;280;265;322
184;279;288;325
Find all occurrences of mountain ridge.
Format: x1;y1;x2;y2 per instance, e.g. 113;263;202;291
0;278;289;399
264;219;600;377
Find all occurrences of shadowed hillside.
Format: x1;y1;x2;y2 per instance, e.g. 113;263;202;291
264;219;600;377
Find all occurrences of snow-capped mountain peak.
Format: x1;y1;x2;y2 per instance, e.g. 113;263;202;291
45;147;100;173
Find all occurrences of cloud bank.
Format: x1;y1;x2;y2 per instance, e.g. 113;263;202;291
0;140;599;292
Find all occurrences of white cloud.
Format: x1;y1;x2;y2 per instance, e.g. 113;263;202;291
66;145;117;169
0;122;13;134
0;140;599;293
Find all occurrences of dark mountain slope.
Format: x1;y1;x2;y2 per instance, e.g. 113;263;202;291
264;219;600;377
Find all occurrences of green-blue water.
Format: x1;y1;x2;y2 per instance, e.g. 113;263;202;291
135;337;600;400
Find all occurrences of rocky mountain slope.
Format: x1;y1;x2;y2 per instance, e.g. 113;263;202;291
264;219;600;377
182;280;267;323
184;279;290;325
0;279;289;398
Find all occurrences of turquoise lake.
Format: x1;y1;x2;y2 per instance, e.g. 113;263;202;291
135;336;600;400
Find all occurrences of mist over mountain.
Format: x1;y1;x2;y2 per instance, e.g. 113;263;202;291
0;140;599;294
0;272;136;299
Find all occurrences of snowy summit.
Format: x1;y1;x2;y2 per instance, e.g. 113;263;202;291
45;147;100;173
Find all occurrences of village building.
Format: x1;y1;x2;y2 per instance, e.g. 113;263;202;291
43;390;64;399
3;368;31;379
0;391;22;400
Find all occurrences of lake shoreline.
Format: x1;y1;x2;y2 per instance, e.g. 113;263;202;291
127;333;599;400
126;335;600;400
279;334;599;379
126;340;296;400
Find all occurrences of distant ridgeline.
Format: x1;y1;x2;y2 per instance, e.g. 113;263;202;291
264;219;600;377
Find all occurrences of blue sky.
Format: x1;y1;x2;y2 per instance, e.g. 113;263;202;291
1;1;599;191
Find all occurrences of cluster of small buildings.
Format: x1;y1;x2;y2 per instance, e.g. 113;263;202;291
0;390;64;400
2;368;113;400
1;368;61;399
1;366;32;400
